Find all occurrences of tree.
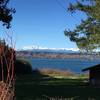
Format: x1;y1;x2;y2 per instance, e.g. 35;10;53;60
0;0;15;28
64;0;100;53
0;1;15;99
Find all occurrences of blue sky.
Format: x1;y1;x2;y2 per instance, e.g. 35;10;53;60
0;0;86;50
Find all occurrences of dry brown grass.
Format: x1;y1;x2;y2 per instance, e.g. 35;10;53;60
38;68;75;78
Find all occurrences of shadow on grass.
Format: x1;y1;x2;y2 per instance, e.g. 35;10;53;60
15;69;100;100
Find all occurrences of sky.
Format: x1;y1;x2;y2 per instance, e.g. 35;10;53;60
0;0;87;50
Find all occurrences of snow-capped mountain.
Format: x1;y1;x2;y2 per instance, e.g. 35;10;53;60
17;45;79;53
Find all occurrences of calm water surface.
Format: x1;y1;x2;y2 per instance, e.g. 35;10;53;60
26;58;100;73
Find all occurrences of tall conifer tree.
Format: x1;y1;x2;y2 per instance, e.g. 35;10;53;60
65;0;100;52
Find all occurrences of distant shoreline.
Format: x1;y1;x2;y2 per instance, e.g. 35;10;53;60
16;51;100;60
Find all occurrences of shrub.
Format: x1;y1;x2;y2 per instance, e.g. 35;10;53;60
0;40;15;81
15;58;32;76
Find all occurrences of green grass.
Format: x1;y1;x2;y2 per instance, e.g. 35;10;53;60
15;73;100;100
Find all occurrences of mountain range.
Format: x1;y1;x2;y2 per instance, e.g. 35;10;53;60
17;45;79;54
16;46;100;59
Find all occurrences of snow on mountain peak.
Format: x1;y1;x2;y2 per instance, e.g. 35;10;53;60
20;45;79;52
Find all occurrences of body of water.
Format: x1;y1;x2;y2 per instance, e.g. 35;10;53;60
27;58;100;73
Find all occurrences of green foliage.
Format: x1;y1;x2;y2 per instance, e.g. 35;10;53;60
65;0;100;53
0;0;15;28
15;59;32;76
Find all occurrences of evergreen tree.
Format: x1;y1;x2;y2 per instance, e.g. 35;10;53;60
0;0;15;28
64;0;100;53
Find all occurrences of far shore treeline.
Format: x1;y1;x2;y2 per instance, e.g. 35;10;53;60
16;50;100;59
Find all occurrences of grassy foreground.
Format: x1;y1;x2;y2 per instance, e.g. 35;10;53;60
15;69;100;100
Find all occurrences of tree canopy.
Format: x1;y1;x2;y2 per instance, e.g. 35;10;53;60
64;0;100;53
0;0;15;28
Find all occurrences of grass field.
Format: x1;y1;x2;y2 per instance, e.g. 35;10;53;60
15;70;100;100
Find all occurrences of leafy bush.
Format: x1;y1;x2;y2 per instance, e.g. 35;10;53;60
15;59;32;76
